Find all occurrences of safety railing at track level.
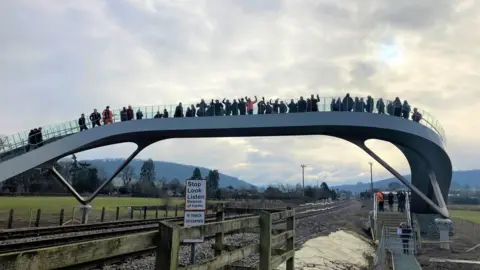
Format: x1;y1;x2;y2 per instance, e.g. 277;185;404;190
0;95;446;158
373;226;388;269
405;191;418;254
406;191;412;227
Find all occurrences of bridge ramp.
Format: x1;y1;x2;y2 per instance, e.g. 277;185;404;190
384;227;422;270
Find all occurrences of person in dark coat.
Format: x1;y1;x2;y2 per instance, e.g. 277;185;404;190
79;114;88;131
126;106;134;120
288;99;297;113
342;93;354;111
89;109;101;128
399;222;412;254
136;109;143;120
388;192;394;211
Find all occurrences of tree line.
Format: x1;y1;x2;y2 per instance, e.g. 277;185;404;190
1;157;340;202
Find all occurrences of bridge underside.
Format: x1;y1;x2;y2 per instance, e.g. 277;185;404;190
44;137;451;218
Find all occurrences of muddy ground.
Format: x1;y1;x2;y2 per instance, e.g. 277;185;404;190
417;218;480;269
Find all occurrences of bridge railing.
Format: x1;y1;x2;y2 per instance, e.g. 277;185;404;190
406;191;412;226
0;95;445;161
373;226;388;269
373;194;378;236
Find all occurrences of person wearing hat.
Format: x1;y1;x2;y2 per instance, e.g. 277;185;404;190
397;222;412;254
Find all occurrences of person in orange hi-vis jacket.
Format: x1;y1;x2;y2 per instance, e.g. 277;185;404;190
376;191;384;212
102;106;113;125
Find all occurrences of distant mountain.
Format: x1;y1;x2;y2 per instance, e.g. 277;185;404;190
84;159;254;188
332;169;480;193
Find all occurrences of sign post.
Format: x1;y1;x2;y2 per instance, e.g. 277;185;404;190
183;179;208;264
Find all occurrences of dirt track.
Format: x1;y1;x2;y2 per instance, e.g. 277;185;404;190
417;218;480;269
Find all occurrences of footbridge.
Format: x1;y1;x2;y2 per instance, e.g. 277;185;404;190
0;96;451;218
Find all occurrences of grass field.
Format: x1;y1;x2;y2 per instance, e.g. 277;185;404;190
0;196;185;211
448;204;480;211
450;210;480;223
0;196;191;229
447;204;480;223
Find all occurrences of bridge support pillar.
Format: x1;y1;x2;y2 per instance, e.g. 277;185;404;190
79;204;92;224
435;218;452;249
351;140;449;217
48;142;151;205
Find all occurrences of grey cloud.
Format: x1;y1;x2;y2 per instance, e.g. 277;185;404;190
0;0;478;186
226;0;284;13
372;1;454;30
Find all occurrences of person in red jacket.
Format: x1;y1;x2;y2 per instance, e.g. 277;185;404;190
245;96;257;115
102;106;113;125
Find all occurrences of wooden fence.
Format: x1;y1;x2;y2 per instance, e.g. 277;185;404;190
0;204;299;270
156;205;296;270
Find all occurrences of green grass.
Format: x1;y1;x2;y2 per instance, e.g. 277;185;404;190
450;210;480;223
0;196;185;212
0;196;194;228
448;204;480;211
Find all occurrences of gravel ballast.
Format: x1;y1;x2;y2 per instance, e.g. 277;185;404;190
98;201;367;270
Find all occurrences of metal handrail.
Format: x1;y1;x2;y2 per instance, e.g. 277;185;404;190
0;95;446;160
406;191;412;226
373;194;378;238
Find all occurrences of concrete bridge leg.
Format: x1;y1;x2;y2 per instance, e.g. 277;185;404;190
351;140;449;218
48;142;151;205
435;218;452;249
80;204;92;224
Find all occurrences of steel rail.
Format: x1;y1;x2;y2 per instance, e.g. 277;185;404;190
0;203;347;255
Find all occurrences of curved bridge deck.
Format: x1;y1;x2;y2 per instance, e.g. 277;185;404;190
0;96;451;217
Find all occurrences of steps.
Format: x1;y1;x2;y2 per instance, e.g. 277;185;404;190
375;208;408;239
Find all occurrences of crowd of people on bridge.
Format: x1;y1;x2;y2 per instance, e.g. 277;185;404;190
23;94;425;149
26;128;44;151
75;94;423;132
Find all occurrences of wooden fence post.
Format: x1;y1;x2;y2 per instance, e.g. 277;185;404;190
214;204;225;257
286;207;295;270
7;209;14;229
155;208;159;218
35;209;41;227
175;205;178;217
59;209;64;226
100;207;105;222
116;207;120;221
155;221;180;270
259;211;272;270
143;206;147;220
165;206;169;217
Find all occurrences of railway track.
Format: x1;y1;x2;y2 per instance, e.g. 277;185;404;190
0;214;221;241
0;202;349;256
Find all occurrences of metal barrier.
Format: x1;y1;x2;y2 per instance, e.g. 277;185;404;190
373;226;388;269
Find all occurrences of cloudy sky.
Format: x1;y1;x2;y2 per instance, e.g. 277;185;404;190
1;0;479;187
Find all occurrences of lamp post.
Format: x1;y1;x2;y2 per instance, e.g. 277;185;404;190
369;161;373;198
301;164;307;196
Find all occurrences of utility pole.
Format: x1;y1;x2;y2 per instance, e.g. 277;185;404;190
301;164;307;197
369;162;373;198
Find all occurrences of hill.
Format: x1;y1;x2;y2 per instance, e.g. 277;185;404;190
332;169;480;193
84;159;254;188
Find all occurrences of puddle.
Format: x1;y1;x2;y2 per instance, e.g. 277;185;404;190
277;230;375;270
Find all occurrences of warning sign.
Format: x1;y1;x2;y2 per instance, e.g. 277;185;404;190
183;211;206;243
185;180;207;211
